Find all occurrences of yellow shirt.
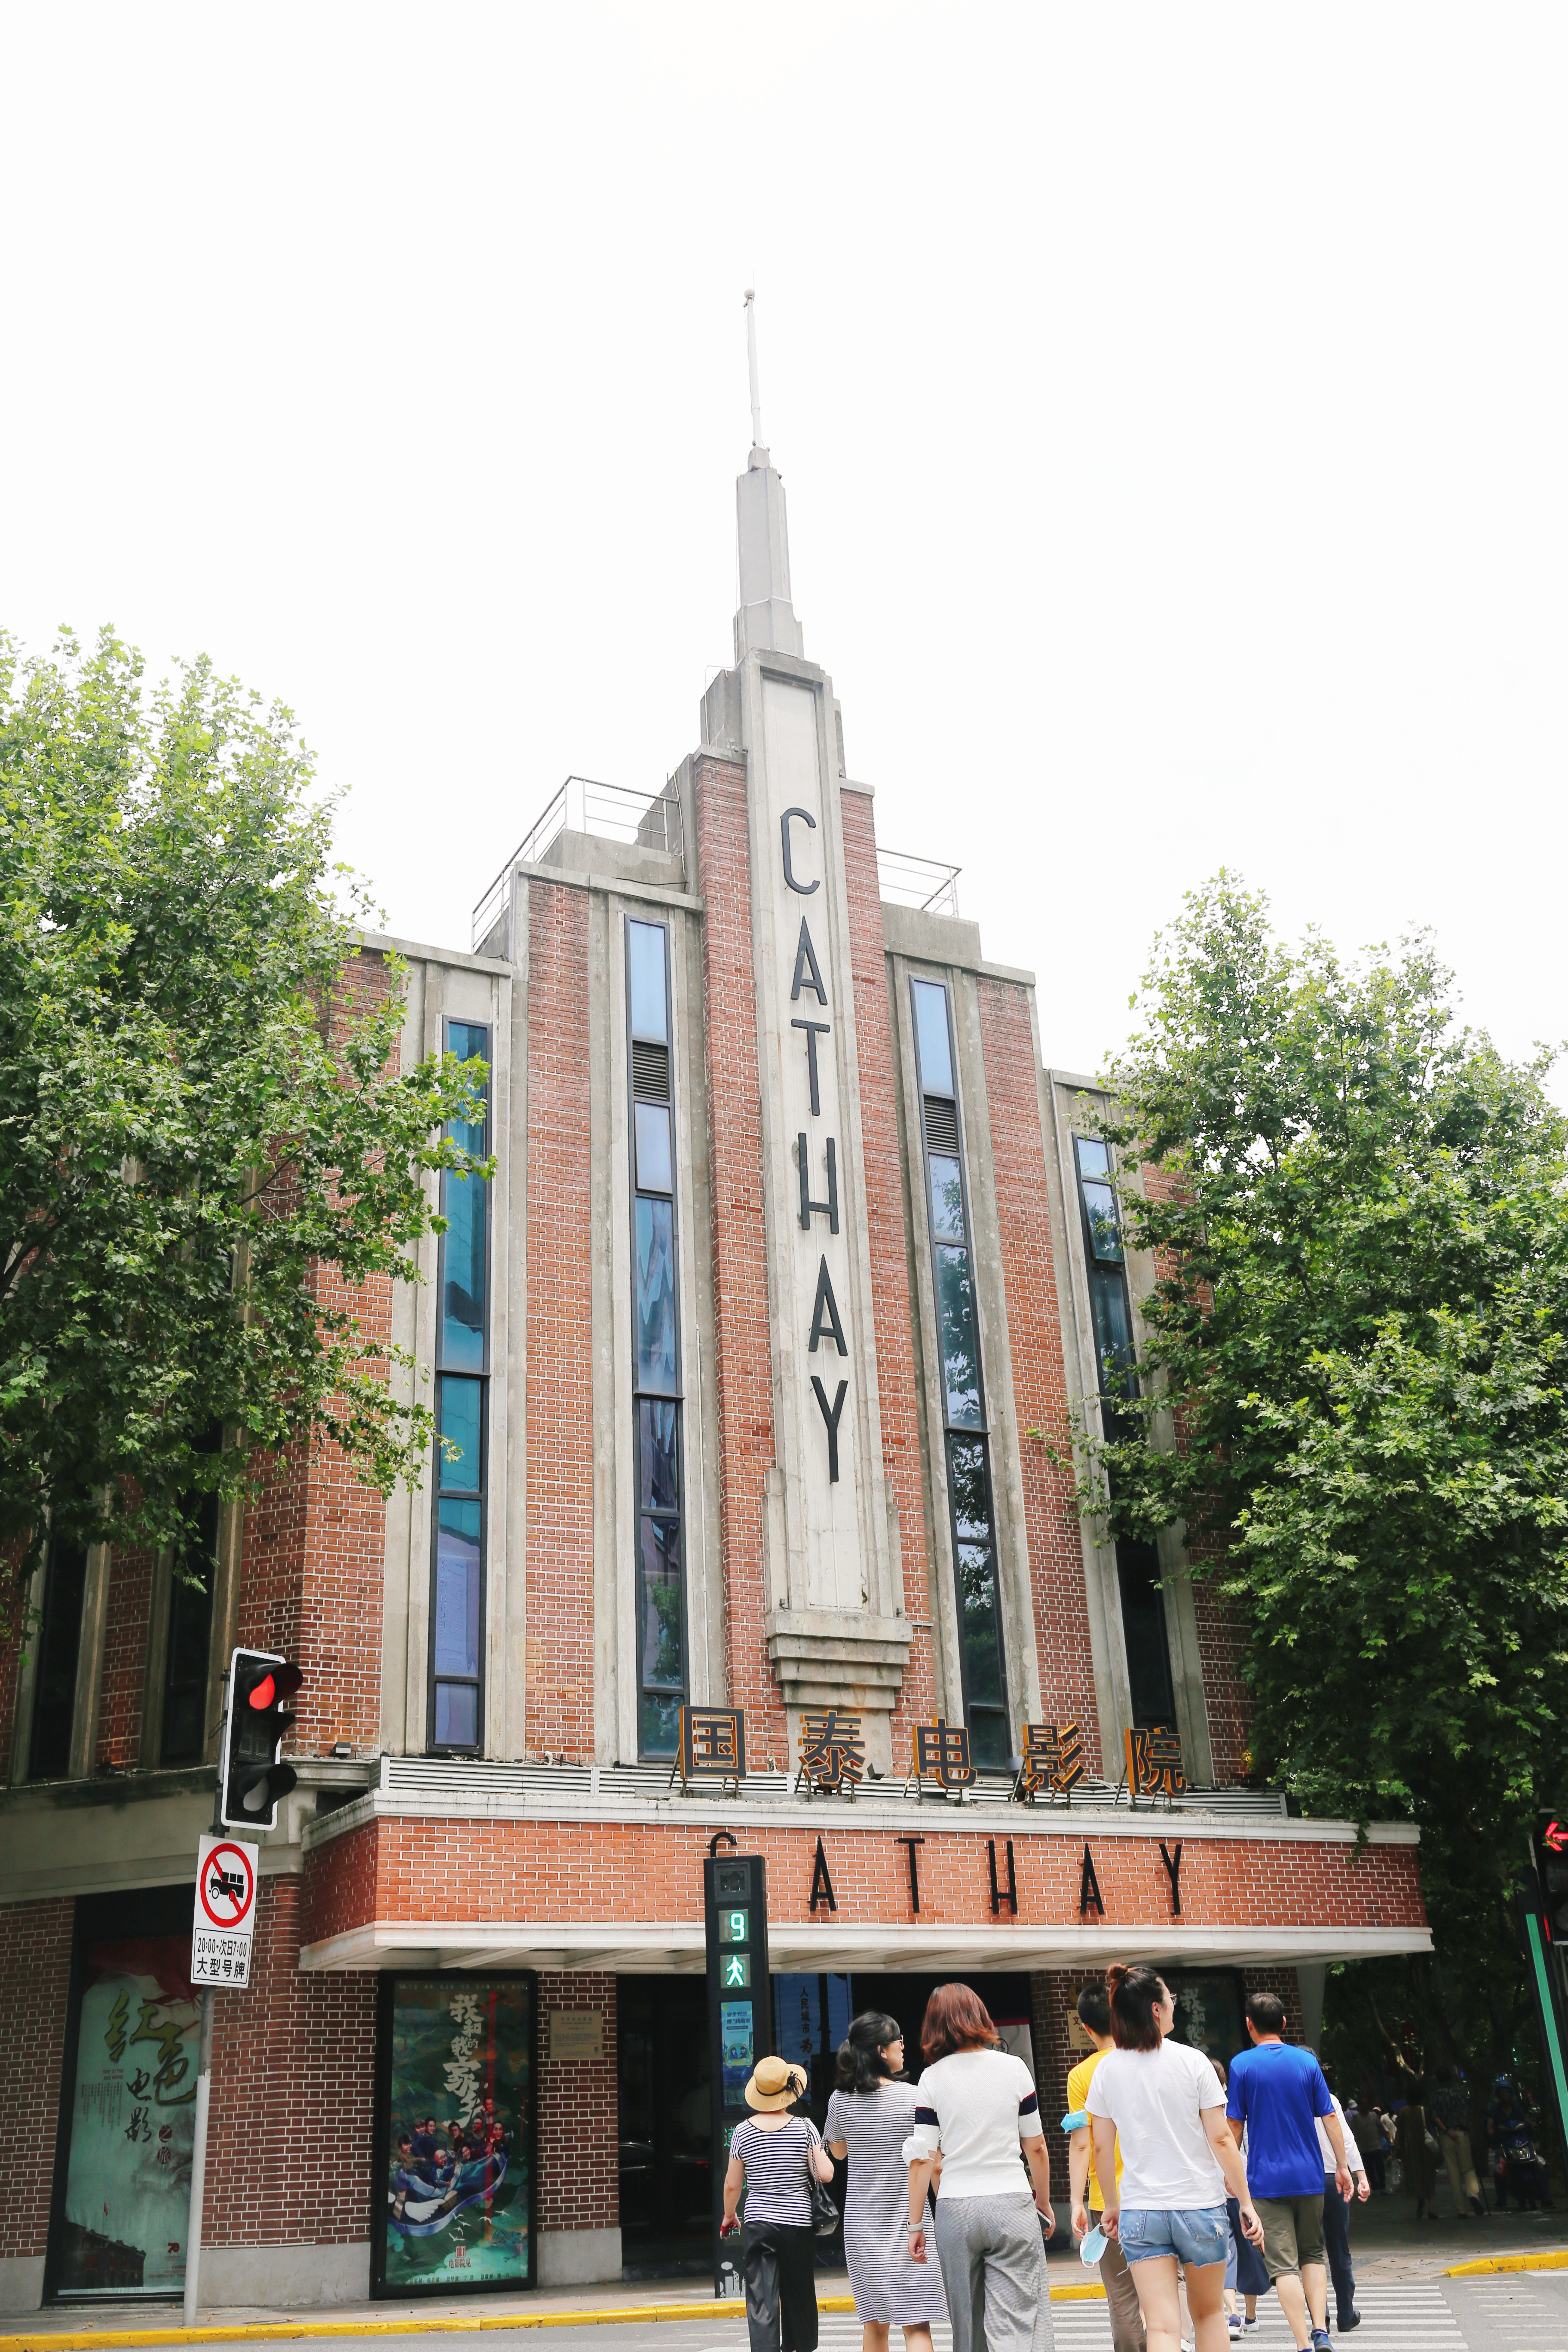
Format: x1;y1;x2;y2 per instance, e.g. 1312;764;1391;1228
1067;2049;1123;2210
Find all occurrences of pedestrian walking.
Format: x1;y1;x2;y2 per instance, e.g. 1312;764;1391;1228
905;1981;1055;2352
824;2012;948;2352
1344;2097;1387;2195
1065;1981;1146;2352
1392;2084;1439;2220
1314;2073;1369;2334
1430;2071;1485;2216
722;2056;836;2352
1209;2058;1268;2339
1084;1964;1264;2352
1225;1991;1351;2352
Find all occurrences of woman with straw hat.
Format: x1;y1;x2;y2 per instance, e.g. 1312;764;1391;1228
722;2055;836;2352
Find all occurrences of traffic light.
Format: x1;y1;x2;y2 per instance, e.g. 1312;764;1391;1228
1532;1813;1568;1943
220;1648;302;1830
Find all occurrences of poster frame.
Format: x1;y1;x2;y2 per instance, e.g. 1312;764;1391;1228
44;1886;197;2305
370;1969;539;2302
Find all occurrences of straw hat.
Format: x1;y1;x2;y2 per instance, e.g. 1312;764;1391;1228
745;2056;808;2112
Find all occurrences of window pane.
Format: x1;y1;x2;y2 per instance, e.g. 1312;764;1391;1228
638;1517;684;1693
1075;1136;1111;1179
969;1707;1011;1772
1089;1267;1136;1402
1118;1540;1176;1726
435;1499;482;1678
911;979;954;1096
634;1196;680;1393
434;1680;479;1748
30;1540;87;1779
947;1433;990;1541
638;1400;681;1512
448;1021;489;1066
1081;1178;1123;1265
438;1374;483;1489
934;1244;982;1427
958;1541;1004;1705
628;921;669;1043
634;1102;673;1195
441;1168;487;1369
928;1154;965;1244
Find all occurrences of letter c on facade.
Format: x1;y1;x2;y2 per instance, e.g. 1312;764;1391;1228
781;807;820;895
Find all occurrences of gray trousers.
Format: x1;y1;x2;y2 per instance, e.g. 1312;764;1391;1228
933;2194;1053;2352
1099;2232;1146;2352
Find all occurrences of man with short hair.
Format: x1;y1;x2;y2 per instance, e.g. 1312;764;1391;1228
1066;1983;1146;2352
1226;1992;1350;2352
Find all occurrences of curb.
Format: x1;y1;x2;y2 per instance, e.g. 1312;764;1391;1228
1444;2248;1568;2277
0;2282;1107;2349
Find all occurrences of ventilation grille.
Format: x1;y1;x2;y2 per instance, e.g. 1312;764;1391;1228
923;1094;960;1156
632;1038;671;1102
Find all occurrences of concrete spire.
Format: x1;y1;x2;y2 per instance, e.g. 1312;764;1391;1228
734;291;804;662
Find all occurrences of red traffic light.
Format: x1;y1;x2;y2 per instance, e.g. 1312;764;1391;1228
247;1663;303;1712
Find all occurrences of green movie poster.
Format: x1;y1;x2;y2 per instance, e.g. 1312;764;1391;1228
59;1935;199;2294
384;1977;532;2291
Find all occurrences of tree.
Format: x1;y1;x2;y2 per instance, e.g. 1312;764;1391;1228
0;626;488;1624
1081;875;1568;2083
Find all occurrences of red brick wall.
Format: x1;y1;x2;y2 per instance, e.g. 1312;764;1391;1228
0;1897;72;2261
977;981;1103;1753
95;1545;156;1767
302;1813;1426;1942
523;878;596;1761
203;1876;376;2251
691;755;785;1751
300;1815;381;1951
840;794;936;1741
535;1972;618;2235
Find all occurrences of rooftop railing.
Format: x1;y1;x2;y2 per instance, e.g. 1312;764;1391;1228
472;777;683;948
876;847;962;919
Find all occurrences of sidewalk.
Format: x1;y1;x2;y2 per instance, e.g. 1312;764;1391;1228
7;2199;1567;2343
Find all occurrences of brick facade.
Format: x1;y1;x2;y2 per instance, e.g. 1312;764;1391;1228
691;754;787;1752
840;792;937;1741
979;981;1104;1752
0;1899;72;2265
535;1972;617;2236
522;877;597;1761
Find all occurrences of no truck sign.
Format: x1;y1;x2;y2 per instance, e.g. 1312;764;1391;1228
192;1832;259;1988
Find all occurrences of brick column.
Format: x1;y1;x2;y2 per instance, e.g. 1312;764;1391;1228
535;1971;619;2284
977;978;1104;1753
523;877;597;1760
691;753;786;1751
0;1897;72;2298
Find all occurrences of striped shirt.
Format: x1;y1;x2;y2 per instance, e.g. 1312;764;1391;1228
732;2116;823;2224
910;2049;1042;2199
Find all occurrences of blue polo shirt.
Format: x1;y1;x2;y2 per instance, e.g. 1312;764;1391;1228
1228;2042;1333;2197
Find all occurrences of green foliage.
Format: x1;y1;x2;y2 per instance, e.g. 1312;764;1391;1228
0;627;488;1620
1081;874;1568;2072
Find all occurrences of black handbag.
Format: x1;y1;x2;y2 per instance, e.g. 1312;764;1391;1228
805;2125;840;2237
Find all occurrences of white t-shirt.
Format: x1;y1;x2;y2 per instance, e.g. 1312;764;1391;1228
1084;2039;1228;2209
910;2049;1043;2200
1315;2092;1363;2172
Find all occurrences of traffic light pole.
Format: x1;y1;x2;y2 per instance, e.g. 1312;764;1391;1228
184;1714;228;2326
182;1982;217;2327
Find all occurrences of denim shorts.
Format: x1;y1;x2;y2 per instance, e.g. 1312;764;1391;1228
1118;2205;1231;2268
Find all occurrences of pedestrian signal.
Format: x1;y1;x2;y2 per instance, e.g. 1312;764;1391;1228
220;1648;303;1830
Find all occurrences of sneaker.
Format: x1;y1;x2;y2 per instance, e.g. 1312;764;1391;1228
1228;2321;1242;2340
1338;2317;1362;2333
1311;2333;1333;2350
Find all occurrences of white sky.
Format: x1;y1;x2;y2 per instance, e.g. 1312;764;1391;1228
4;4;1565;1092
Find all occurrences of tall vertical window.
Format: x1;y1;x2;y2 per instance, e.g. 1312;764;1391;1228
912;977;1008;1770
431;1021;490;1752
28;1534;87;1780
627;919;686;1758
1073;1135;1176;1726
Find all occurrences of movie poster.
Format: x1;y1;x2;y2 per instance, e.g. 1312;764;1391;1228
382;1977;532;2293
58;1935;199;2295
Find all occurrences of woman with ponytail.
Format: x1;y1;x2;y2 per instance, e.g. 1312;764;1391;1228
1084;1966;1264;2352
824;2015;947;2352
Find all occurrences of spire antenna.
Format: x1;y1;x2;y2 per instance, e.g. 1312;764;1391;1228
743;288;763;452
